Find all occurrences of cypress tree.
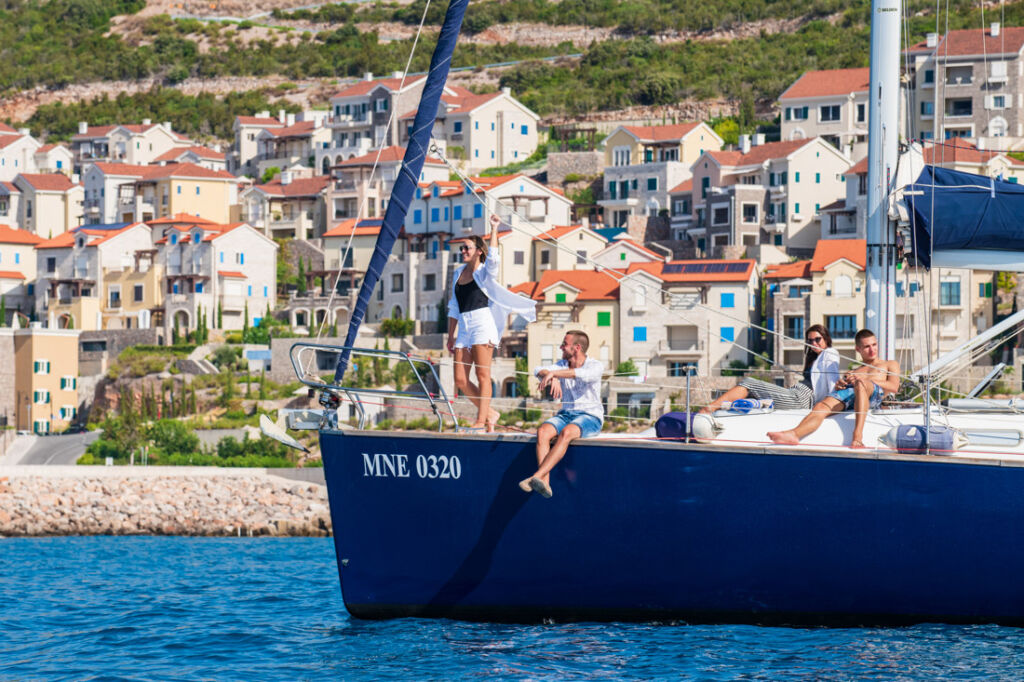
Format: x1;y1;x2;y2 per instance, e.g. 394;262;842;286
217;302;223;329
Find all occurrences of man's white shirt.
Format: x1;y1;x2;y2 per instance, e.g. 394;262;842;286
534;357;605;423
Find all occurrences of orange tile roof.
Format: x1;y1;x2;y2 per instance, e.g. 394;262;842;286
709;139;811;167
323;218;384;237
153;145;226;162
626;259;756;283
846;157;869;175
236;116;284;127
93;162;234;180
35;143;63;153
611;238;663;260
444;91;503;114
0;136;29;150
668;178;694;193
264;120;318;138
0;182;18;193
779;67;871;99
810;239;866;272
765;260;812;280
907;26;1024;57
621;122;702;142
534;224;586;241
0;225;43;245
147;213;219;225
16;173;77;191
332;74;426;98
533;269;620;301
0;123;16;134
72;123;171;140
509;281;538;298
923;138;997;165
36;224;140;249
254;176;329;197
0;270;25;279
336;146;445;166
218;270;246;279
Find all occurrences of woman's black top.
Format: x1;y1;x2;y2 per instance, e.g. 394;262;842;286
455;277;489;313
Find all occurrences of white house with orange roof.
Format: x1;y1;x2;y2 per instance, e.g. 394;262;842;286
599;122;724;227
70;120;192;173
83;162;238;224
531;223;609;280
778;67;877;161
324;146;449;224
231;112;286;176
0;130;41;182
241;173;329;240
10;173;83;237
35;223;157;330
617;259;759;378
0;224;42;323
154;145;227;172
153;218;277;333
904;23;1024;146
688;136;850;255
33;144;73;177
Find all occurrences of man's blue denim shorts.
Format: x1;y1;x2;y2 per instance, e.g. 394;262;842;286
543;410;603;438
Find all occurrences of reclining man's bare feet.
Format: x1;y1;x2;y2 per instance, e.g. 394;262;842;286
767;430;800;445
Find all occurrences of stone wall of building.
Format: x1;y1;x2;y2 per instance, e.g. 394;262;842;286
79;329;163;377
626;214;670;243
0;330;14;428
547;151;604;185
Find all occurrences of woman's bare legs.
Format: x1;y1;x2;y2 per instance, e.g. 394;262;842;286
470;343;497;430
453;347;480;420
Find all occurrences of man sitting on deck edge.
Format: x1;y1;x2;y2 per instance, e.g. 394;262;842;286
520;330;604;499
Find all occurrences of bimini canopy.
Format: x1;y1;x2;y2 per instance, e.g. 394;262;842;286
904;166;1024;270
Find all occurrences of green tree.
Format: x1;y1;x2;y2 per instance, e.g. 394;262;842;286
515;356;530;397
0;295;6;326
297;257;307;295
615;360;639;377
260;166;281;184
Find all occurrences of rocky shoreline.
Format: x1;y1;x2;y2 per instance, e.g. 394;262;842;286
0;468;331;537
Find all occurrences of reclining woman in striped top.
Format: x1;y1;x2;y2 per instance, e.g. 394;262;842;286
699;324;840;413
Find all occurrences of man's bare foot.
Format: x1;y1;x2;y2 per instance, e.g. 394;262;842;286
850;438;865;449
768;430;800;445
486;409;500;432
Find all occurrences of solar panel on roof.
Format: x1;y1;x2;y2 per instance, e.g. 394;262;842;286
682;264;706;273
663;264;684;274
706;263;727;273
726;263;748;272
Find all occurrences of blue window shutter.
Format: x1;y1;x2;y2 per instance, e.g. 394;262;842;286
720;327;735;342
521;125;528;135
219;252;224;263
248;285;252;296
444;206;449;221
240;253;244;265
264;286;268;296
414;209;422;224
454;205;462;220
633;326;647;342
720;292;735;308
474;204;483;218
431;207;440;222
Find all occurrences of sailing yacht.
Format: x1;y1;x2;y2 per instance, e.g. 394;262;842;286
263;0;1024;624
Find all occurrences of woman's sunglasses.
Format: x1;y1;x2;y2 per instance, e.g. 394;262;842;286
459;245;474;252
807;335;825;344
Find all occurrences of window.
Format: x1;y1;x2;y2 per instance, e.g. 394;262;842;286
134;284;143;302
473;204;483;218
414;209;422;224
741;204;757;224
453;121;462;134
794;202;800;215
555;293;567;303
820;105;841;122
33;360;51;374
431;208;440;222
826;314;857;339
514;251;524;265
576;250;587;265
924;69;934;84
647;177;658;191
701;177;710;198
47;257;55;273
263;286;268;297
597;311;611;327
219;251;224;263
940;277;961;306
391;273;404;293
177;185;182;194
921;101;934;116
788;106;809;121
33;390;50;404
247;285;252;296
170;234;178;245
521;125;529;135
712;206;729;225
540;250;550;265
634;285;647;308
453;205;462;221
720;292;735;308
979;282;993;298
60;376;77;390
236;253;245;265
541;344;554;364
856;103;866;123
195;186;200;195
633;326;647;342
719;327;735;343
424;274;436;291
784;316;805;340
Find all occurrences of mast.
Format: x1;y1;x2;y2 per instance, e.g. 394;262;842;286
865;0;901;356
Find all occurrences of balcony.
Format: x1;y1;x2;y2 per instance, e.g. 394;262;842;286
106;299;122;309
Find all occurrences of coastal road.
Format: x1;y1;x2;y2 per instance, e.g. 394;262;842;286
18;432;101;465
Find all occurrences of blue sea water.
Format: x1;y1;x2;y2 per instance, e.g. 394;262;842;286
2;538;1024;681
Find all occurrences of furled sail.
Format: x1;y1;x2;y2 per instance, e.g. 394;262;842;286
904;165;1024;270
335;0;470;381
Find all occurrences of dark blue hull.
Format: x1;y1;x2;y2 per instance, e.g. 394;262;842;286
320;430;1024;625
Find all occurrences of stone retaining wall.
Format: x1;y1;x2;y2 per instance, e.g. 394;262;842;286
0;467;331;537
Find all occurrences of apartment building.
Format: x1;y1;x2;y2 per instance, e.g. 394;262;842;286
231;113;285;176
620;259;759;377
70;120;192;173
82;162;238;225
0;225;42;324
0;130;40;182
530;224;608;280
253;116;331;179
12;325;81;433
905;24;1024;146
10;173;83;237
241;173;329;240
682;136;851;255
154;219;277;332
778;67;872;161
599;122;724;227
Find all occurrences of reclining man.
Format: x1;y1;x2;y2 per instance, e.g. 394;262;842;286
767;328;900;448
519;330;604;499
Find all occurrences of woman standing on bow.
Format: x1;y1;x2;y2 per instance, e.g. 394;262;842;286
700;323;840;413
448;214;538;431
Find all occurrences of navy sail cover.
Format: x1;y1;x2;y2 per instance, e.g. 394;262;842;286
905;166;1024;269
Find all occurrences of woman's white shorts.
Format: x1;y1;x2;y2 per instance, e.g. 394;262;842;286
455;307;499;349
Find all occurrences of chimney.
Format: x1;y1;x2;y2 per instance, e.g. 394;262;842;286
78;121;88;135
258;110;270;118
992;22;1001;37
580;216;589;229
753;133;765;146
142;118;152;125
739;134;751;154
17;128;29;136
281;171;293;185
926;32;938;48
278;109;286;123
286;113;296;127
502;87;511;97
391;70;404;78
212;143;221;153
363;72;374;81
977;138;986;151
163;121;172;131
72;173;80;183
